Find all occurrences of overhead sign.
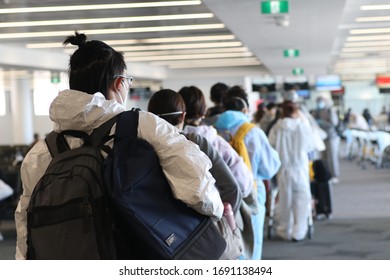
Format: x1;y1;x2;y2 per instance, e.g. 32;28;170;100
50;72;60;84
292;67;304;75
261;1;289;14
284;48;299;57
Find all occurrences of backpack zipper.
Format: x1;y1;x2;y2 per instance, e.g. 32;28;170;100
83;198;92;233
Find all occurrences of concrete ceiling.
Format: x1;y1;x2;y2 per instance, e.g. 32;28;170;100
0;0;388;82
204;0;347;78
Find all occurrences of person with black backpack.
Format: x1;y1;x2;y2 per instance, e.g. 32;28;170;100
14;32;223;260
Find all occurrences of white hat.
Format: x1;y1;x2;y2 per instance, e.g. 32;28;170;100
282;90;299;103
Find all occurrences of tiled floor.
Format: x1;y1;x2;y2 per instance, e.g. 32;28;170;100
1;158;390;260
263;158;390;260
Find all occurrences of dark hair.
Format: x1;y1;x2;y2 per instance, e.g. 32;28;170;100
210;82;229;104
63;32;126;98
266;102;276;110
281;101;297;118
178;86;207;125
147;89;186;126
253;102;266;123
223;85;249;111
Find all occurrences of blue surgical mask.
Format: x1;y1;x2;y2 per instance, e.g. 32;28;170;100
317;101;325;109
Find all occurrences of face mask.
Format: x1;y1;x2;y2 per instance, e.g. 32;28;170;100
317;101;325;109
122;94;128;108
116;91;127;108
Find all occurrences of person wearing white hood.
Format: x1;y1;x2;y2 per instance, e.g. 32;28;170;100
214;86;281;260
178;85;256;259
14;32;223;260
268;98;316;242
178;86;254;198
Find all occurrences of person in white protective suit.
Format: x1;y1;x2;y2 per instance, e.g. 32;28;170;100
268;99;315;242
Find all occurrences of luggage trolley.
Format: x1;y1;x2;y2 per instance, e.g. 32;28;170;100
266;182;314;241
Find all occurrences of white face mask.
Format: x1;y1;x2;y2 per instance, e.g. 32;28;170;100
117;80;129;108
116;90;127;108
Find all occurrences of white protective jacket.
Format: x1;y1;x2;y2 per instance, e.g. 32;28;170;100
268;117;315;182
183;124;254;198
15;89;223;260
268;117;315;240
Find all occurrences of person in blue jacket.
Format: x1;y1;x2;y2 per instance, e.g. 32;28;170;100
214;85;281;260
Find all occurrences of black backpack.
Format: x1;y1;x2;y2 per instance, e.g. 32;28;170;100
104;110;226;259
26;117;117;260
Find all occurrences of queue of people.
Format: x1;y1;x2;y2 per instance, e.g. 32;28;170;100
14;31;351;261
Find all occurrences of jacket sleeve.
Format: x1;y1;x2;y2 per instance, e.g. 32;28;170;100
137;111;223;219
245;127;281;180
185;132;242;214
15;141;51;260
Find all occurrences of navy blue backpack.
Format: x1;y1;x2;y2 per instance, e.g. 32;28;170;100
104;110;226;259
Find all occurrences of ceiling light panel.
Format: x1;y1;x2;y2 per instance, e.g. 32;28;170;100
127;52;253;61
0;13;214;28
26;35;237;49
150;57;261;68
342;46;390;52
0;24;225;39
350;28;390;35
360;5;390;11
338;53;367;58
347;35;390;41
124;47;249;57
356;16;390;22
0;0;260;72
0;1;202;14
344;40;390;47
117;42;242;51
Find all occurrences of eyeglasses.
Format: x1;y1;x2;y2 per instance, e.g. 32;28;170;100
157;111;183;117
114;74;133;87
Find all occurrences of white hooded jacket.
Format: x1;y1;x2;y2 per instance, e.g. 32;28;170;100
268;117;315;241
268;117;315;174
15;89;223;260
183;124;254;197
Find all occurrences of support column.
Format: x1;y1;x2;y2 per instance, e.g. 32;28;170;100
10;75;33;145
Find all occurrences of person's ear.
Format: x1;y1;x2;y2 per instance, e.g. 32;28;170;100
113;76;123;92
180;112;186;123
108;76;122;94
107;76;125;101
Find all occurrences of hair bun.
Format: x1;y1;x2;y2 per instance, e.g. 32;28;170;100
63;31;87;47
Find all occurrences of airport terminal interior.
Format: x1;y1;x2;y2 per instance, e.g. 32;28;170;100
2;0;390;260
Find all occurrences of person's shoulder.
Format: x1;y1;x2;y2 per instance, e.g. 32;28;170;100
248;123;266;136
22;140;51;170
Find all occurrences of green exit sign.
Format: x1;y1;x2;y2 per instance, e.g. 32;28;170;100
284;49;300;57
51;72;60;84
292;68;304;75
261;1;289;14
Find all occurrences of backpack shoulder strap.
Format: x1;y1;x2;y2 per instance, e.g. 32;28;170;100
114;110;139;141
90;115;118;147
45;131;62;158
230;122;255;172
45;115;118;158
234;122;255;142
45;130;90;156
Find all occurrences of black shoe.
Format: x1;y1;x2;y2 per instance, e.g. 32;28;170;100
292;238;304;243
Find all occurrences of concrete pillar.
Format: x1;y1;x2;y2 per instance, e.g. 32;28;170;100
10;75;33;145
